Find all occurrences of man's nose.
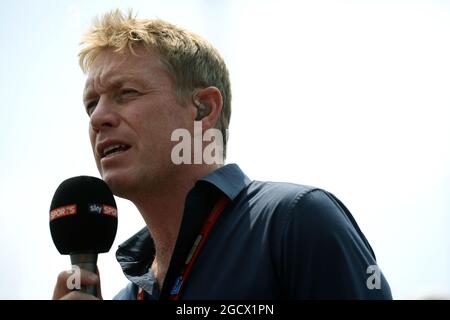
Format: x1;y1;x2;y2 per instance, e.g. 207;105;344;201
90;96;120;132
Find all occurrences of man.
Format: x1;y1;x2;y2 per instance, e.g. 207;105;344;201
53;9;392;300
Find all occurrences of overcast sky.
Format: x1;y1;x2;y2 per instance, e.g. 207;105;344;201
0;0;449;299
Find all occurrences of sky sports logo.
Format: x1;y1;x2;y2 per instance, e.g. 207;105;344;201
50;203;117;221
50;204;77;221
88;203;117;217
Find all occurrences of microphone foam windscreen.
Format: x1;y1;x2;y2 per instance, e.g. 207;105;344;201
50;176;118;255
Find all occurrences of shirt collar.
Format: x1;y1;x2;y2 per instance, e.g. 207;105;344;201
115;163;251;295
198;163;251;201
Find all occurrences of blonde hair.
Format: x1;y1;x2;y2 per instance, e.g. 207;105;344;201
79;9;231;157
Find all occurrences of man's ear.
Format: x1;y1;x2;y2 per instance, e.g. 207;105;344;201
192;86;223;131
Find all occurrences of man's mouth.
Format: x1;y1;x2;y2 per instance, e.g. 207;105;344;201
101;144;131;159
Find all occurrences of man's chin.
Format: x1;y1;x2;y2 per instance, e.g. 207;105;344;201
101;172;134;199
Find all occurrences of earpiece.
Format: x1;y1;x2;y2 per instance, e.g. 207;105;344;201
193;92;211;121
195;103;211;120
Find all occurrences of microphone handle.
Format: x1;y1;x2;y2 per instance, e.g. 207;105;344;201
70;253;98;297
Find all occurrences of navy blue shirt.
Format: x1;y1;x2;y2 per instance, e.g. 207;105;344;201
114;164;392;299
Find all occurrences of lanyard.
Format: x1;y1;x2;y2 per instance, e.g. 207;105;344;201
136;195;230;300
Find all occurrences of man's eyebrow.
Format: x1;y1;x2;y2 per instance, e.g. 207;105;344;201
83;75;144;100
86;75;145;91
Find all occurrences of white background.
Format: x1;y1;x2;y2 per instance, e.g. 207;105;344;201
0;0;449;299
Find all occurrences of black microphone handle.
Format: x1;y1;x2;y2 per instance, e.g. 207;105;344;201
70;253;98;297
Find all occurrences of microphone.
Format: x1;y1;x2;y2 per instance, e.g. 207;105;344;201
49;176;118;297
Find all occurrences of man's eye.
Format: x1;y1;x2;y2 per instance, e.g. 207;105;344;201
120;89;139;97
86;100;98;115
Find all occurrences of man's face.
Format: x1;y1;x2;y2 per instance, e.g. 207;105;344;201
83;46;196;199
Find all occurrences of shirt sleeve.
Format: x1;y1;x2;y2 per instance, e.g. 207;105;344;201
113;282;137;300
280;189;392;299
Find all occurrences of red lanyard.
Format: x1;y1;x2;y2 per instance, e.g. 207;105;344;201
136;195;230;300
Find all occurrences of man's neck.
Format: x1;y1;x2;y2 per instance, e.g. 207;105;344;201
132;164;220;286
